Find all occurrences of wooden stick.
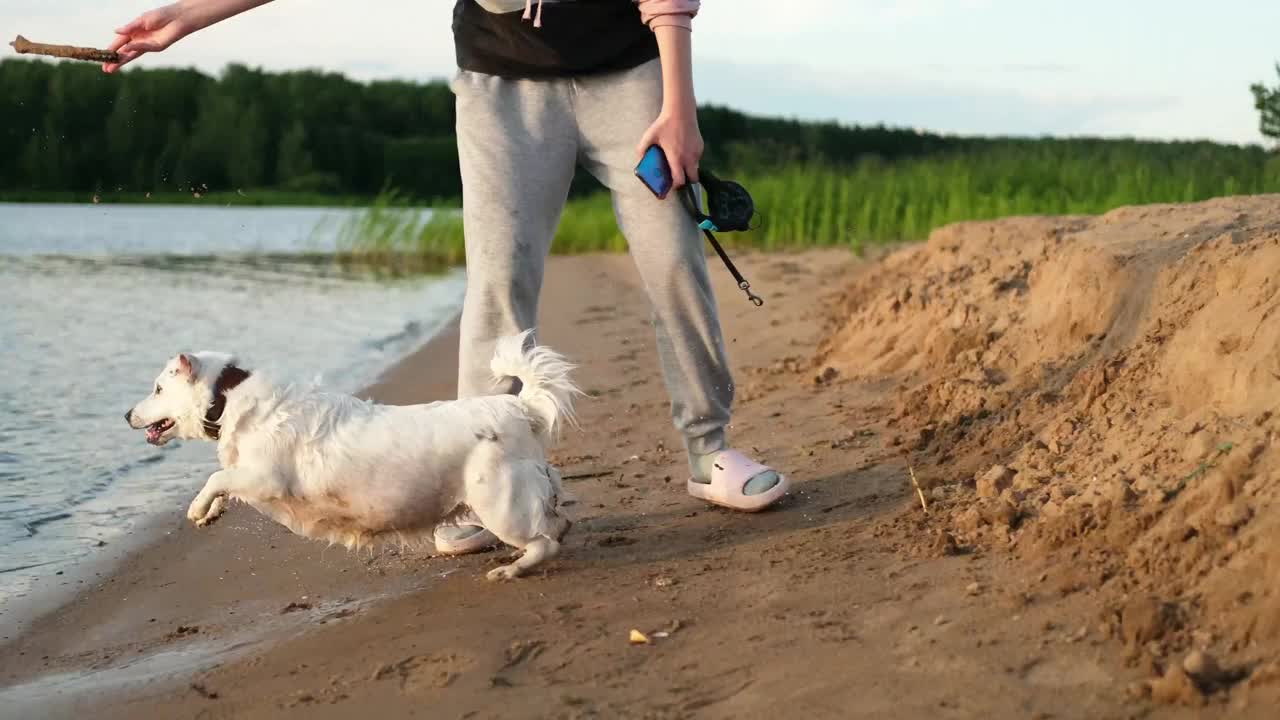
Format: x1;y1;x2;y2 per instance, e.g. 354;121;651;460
10;35;120;64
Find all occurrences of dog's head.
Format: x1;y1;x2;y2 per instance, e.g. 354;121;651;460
125;351;249;446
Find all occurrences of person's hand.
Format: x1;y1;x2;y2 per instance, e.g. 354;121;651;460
103;3;193;74
636;103;704;189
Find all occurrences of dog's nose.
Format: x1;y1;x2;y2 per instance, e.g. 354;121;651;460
125;409;133;425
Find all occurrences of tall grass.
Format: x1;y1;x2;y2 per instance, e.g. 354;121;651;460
337;146;1280;269
325;188;461;274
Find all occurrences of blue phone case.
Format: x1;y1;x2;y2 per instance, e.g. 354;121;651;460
635;145;673;199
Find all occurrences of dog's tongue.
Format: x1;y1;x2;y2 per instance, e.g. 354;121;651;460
146;425;163;444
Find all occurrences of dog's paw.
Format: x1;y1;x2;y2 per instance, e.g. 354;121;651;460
196;497;228;527
188;495;227;527
486;564;523;582
186;496;210;524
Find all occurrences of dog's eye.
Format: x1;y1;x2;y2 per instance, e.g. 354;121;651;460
155;384;162;395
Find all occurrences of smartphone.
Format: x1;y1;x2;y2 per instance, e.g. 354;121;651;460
634;144;673;199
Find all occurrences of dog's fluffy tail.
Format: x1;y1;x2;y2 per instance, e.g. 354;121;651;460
490;330;582;444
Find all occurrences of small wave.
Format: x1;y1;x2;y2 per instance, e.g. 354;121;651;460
0;559;63;575
3;251;455;287
2;249;337;263
22;512;72;536
0;252;376;282
364;320;424;352
39;453;179;517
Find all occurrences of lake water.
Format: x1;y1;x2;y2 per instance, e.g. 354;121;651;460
0;203;466;614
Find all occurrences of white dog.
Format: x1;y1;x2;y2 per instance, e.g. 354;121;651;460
125;330;580;580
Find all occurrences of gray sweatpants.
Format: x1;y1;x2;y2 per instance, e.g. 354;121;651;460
451;57;731;457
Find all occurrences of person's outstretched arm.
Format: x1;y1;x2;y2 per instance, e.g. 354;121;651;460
634;0;703;187
103;0;275;73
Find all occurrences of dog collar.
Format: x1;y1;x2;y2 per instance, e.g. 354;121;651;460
203;365;252;440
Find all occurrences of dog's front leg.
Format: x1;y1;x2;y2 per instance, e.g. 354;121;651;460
187;471;234;527
187;469;276;527
190;495;228;527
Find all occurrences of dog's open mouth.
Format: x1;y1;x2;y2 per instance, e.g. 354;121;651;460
145;419;175;445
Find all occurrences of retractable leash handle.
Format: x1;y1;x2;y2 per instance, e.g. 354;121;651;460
681;174;765;307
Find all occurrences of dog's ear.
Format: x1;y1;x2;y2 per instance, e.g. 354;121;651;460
177;353;199;380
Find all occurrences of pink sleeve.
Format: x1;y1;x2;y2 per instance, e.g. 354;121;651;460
635;0;700;31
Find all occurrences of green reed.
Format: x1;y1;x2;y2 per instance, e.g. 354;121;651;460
337;144;1280;269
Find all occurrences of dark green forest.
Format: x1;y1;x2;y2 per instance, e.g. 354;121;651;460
4;57;1276;206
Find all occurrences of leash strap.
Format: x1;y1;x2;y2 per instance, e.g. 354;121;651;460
684;177;764;308
701;227;763;307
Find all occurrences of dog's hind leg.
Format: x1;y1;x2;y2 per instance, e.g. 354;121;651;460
486;536;561;581
463;447;570;581
486;510;571;580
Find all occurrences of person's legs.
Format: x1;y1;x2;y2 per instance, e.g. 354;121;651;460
572;59;782;501
435;68;580;554
452;68;580;398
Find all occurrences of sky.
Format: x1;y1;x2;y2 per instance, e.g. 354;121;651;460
4;0;1278;145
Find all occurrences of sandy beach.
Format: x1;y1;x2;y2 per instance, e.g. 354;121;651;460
4;197;1280;718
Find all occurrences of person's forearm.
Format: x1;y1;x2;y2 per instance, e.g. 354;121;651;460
654;26;696;116
180;0;274;32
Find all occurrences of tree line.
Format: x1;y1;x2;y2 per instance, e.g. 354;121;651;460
2;57;1276;202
